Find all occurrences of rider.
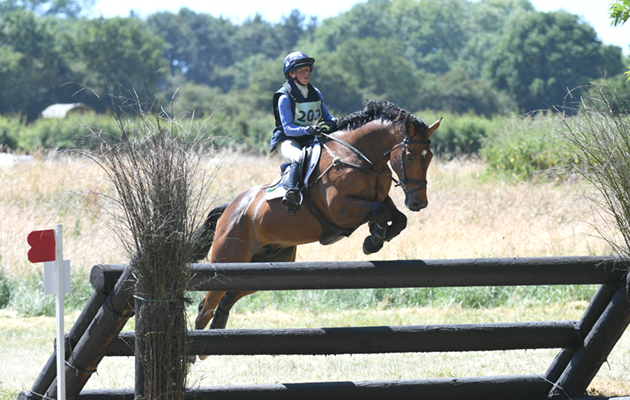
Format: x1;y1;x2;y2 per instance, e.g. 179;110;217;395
270;51;337;215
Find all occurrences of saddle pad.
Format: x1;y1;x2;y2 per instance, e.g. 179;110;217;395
265;142;322;201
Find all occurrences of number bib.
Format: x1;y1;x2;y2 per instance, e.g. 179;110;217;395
294;101;323;127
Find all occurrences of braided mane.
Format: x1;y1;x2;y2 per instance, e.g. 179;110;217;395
337;100;428;135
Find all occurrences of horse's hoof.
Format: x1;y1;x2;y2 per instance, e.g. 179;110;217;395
362;236;383;255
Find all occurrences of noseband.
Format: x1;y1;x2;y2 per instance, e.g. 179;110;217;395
383;135;431;195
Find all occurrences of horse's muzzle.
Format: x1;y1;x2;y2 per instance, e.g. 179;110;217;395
406;199;428;212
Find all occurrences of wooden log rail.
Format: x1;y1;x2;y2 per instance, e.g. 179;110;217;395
18;255;630;400
106;321;582;356
91;256;626;292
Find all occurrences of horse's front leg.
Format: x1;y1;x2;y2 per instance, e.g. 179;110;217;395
382;195;407;243
337;196;393;255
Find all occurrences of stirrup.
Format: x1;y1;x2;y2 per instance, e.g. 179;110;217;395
282;189;302;216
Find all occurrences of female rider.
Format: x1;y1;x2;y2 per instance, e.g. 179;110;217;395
270;51;337;215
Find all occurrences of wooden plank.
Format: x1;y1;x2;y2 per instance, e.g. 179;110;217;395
105;321;581;356
92;256;625;293
76;375;553;400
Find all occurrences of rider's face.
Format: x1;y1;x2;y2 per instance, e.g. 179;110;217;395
291;67;311;85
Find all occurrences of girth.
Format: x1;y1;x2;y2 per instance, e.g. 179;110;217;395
301;188;356;246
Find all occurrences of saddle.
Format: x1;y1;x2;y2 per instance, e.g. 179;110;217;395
265;142;356;245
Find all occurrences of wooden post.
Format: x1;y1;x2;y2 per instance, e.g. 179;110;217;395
549;274;630;397
27;291;108;400
544;282;619;382
44;265;136;400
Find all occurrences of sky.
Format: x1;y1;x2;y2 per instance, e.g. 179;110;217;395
90;0;630;53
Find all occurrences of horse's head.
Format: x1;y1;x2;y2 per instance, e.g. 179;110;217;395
388;116;441;211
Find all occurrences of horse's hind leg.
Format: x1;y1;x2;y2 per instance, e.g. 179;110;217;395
195;291;226;330
210;290;257;329
209;246;297;329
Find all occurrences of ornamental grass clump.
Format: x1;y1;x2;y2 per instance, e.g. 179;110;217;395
83;94;211;400
557;83;630;268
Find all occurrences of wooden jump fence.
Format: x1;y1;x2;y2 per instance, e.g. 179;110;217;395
18;256;630;400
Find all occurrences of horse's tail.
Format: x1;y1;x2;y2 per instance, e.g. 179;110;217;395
190;203;229;262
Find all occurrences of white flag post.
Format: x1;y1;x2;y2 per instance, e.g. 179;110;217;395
54;225;66;400
27;225;70;400
42;225;69;400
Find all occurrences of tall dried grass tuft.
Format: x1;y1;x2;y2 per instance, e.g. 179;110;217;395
557;83;630;269
81;95;210;400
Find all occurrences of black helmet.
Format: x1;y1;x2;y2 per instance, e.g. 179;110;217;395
283;51;315;80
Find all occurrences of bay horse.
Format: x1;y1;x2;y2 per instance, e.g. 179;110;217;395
191;100;441;333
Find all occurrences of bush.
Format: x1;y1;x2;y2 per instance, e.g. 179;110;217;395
480;113;563;180
412;111;510;158
0;271;10;308
7;271;93;316
0;114;23;150
557;83;630;265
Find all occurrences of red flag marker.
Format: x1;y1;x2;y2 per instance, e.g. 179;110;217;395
27;229;56;263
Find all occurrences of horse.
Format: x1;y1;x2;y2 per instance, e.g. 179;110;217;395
191;100;441;333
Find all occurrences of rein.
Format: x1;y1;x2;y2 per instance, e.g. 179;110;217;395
315;132;430;195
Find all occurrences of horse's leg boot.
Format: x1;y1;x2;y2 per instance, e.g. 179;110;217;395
210;307;230;330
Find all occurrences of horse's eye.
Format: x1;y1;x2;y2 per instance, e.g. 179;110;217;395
406;153;414;162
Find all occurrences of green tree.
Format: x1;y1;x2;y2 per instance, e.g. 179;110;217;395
0;9;74;118
609;0;630;80
0;0;94;18
486;10;625;112
146;9;236;90
71;17;166;102
431;68;517;116
457;0;534;78
610;0;630;26
312;0;394;53
314;38;423;113
389;0;470;74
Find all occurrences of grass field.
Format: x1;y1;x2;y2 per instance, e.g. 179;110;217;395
0;151;628;398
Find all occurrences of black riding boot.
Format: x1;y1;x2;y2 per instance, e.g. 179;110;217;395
282;161;302;216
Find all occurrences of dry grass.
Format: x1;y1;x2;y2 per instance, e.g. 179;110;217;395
0;151;612;277
298;157;612;262
0;152;627;397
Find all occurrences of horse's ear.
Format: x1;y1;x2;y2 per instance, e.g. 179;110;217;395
427;117;442;138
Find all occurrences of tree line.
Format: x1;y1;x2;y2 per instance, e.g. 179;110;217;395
0;0;627;123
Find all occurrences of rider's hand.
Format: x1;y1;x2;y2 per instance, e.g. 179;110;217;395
318;119;337;133
309;125;324;136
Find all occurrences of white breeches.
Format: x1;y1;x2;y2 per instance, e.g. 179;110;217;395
279;139;303;162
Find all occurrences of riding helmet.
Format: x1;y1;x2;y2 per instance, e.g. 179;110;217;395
283;52;315;79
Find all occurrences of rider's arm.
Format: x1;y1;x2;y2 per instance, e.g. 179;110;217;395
278;94;312;137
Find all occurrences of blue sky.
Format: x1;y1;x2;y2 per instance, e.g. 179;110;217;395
91;0;630;52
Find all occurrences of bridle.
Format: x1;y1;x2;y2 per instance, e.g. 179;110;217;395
316;132;431;196
383;134;431;195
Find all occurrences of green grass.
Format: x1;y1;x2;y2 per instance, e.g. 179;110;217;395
0;271;94;316
223;285;598;314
